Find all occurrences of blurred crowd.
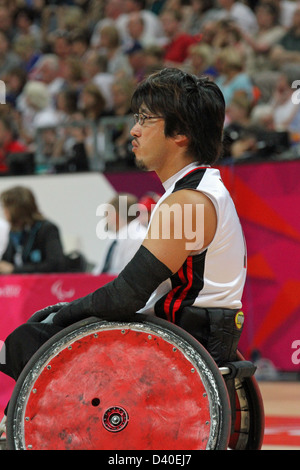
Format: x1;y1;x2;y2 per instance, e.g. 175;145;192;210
0;0;299;174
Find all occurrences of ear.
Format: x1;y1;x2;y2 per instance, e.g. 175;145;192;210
174;133;189;148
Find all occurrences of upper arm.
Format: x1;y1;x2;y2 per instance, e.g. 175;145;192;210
142;189;217;273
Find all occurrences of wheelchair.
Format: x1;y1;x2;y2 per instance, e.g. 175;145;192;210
5;315;264;450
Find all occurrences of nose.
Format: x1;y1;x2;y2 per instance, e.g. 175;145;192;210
130;121;141;137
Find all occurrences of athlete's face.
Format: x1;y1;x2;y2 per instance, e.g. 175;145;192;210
130;107;170;172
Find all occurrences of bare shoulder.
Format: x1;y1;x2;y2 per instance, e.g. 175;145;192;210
142;189;217;273
164;188;216;207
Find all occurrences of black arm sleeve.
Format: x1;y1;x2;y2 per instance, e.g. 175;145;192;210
53;245;173;327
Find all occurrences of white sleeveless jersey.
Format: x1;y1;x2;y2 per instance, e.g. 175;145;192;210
139;163;247;322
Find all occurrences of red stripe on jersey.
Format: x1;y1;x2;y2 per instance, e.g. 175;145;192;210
163;256;194;323
163;267;186;322
182;166;209;179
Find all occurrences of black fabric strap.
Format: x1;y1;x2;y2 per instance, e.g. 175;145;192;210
53;245;172;327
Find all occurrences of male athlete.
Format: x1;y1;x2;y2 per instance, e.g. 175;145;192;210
0;68;246;406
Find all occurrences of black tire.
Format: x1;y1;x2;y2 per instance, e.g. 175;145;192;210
7;315;232;450
228;351;265;450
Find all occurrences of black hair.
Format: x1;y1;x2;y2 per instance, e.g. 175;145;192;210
131;68;225;165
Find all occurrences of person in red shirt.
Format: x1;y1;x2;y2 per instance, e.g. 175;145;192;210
0;115;27;174
160;9;200;65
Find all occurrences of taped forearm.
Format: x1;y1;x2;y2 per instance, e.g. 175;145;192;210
53;246;173;327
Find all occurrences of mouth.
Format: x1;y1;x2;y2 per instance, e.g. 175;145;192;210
132;140;139;152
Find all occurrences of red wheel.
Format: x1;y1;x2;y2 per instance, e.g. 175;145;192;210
6;316;231;450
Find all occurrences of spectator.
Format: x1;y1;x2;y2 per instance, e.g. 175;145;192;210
5;66;28;108
55;88;79;121
0;5;16;41
117;0;165;46
143;44;165;73
93;193;147;275
52;110;90;174
17;80;61;148
90;0;125;48
60;56;85;95
271;0;299;28
13;6;42;48
181;0;221;35
0;115;28;175
160;9;199;65
211;19;251;55
29;54;65;103
110;77;135;117
125;41;147;83
97;23;132;78
270;6;300;67
69;28;91;60
214;46;254;105
0;31;22;80
185;43;214;77
48;29;72;79
59;5;86;34
83;51;114;112
241;2;285;73
223;91;254;157
216;0;258;35
108;76;136;164
200;20;218;46
228;126;259;161
79;82;106;122
13;33;41;74
250;103;275;130
126;10;163;47
268;64;300;135
0;186;66;274
78;83;106;161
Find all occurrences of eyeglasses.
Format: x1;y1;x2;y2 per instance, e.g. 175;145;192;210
133;113;164;126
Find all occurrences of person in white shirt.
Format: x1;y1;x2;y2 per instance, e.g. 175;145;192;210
93;193;147;275
216;0;258;34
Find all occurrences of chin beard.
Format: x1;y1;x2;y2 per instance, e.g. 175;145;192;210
134;158;149;171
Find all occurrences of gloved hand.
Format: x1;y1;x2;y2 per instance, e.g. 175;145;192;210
26;294;96;328
52;294;95;328
27;302;69;324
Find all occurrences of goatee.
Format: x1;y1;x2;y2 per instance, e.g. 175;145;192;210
134;158;148;171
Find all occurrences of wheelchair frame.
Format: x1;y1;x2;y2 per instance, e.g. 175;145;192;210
5;315;264;450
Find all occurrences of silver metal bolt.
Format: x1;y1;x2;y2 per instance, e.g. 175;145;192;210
110;415;121;425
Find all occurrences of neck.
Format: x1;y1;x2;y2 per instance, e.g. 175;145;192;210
157;158;197;184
